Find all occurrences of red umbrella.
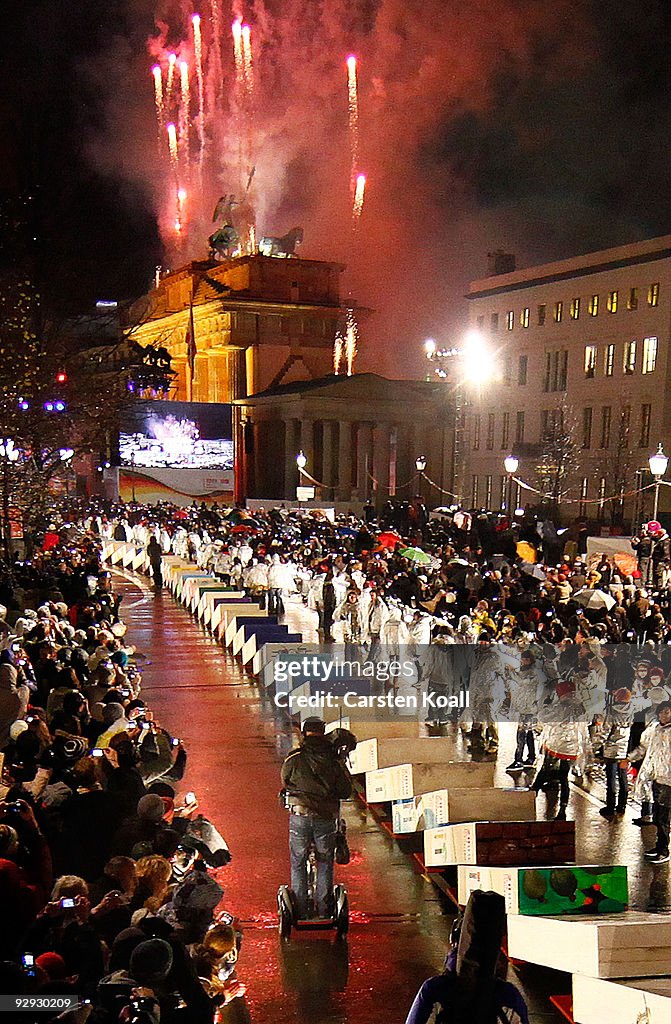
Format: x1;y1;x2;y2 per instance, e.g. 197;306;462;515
230;523;256;534
377;530;402;549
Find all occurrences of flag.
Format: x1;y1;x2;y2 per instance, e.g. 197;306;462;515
186;296;197;381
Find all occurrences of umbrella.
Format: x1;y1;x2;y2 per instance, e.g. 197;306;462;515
230;523;256;534
574;588;616;611
520;561;547;582
336;526;358;537
377;530;402;548
448;557;469;566
399;546;433;566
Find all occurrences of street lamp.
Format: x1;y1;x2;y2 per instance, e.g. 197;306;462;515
649;443;668;521
60;449;75;495
503;454;519;513
415;455;427;473
296;450;307;471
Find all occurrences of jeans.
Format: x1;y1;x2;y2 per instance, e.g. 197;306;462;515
289;813;337;919
604;759;628;811
653;782;671;856
515;724;536;763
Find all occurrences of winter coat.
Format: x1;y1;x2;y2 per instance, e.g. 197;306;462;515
0;664;29;750
540;698;589;762
507;664;542;719
631;720;671;792
281;735;352;819
594;703;633;760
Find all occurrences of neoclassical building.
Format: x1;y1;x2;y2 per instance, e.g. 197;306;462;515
236;373;451;504
125;255;452;504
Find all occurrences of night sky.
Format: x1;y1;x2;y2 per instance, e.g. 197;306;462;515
3;1;671;372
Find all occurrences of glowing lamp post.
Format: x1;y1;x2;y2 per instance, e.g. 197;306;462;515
649;443;668;521
296;450;307;506
503;454;519;513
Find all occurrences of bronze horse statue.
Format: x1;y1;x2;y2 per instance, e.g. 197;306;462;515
258;226;303;257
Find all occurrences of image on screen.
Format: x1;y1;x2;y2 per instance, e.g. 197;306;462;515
119;401;234;470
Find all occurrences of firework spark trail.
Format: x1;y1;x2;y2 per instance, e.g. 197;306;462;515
232;19;244;88
345;311;358;376
166;52;176;110
333;332;344;375
167;122;179;175
346;54;359;195
352;173;366;227
209;0;224;101
179;61;190;158
152;65;164;141
192;14;206;175
175;186;187;234
241;24;253;101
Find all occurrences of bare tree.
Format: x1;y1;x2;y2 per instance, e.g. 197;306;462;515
536;396;581;507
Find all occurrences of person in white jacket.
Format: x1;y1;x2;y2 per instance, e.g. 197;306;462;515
629;701;671;863
505;649;544;770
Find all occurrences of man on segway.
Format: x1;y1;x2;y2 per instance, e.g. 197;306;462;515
280;717;353;921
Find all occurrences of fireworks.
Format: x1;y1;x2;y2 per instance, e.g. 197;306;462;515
347;54;359;194
353;173;366;227
345;311;358;376
152;65;164;139
192;14;205;171
179;61;190;154
333;332;344;375
242;24;253;99
166;52;176;108
232;19;243;84
167;122;178;172
175;187;187;234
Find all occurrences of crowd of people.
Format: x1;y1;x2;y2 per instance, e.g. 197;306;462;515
0;535;245;1023
85;498;671;857
5;494;671;1022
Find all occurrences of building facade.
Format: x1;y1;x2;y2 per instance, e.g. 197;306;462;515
464;235;671;524
237;374;452;506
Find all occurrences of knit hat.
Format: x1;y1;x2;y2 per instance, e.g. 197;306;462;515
9;720;28;741
137;794;165;822
36;952;67;981
129;938;173;986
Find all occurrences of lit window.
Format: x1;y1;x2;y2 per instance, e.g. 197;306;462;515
501;412;510;449
473;414;481;450
520;307;530;328
515;411;525;443
589;294;599;316
582;407;592;449
506;310;514;330
490;312;499;332
608;290;618;313
600;406;611;449
639;404;651;448
604;343;615;376
623;340;636;374
570;297;580;320
628;287;638;310
486;413;495;450
554;301;563;323
518;355;528;385
537;304;546;326
485;475;492;509
584;345;597;378
499;476;507;509
648;283;660;307
642;335;658;374
472;475;479;507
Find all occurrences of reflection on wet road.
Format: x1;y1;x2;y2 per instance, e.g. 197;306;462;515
117;577;671;1023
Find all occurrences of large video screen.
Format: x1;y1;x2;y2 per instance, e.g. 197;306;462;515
119;400;234;470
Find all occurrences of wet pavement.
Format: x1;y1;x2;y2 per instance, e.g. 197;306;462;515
115;574;671;1023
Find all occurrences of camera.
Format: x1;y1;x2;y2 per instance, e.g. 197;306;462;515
91;748;104;758
3;801;23;814
60;897;75;909
171;737;180;747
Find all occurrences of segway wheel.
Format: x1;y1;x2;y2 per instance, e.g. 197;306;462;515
333;884;349;938
277;886;293;939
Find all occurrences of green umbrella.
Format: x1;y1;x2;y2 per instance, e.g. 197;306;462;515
398;546;433;565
